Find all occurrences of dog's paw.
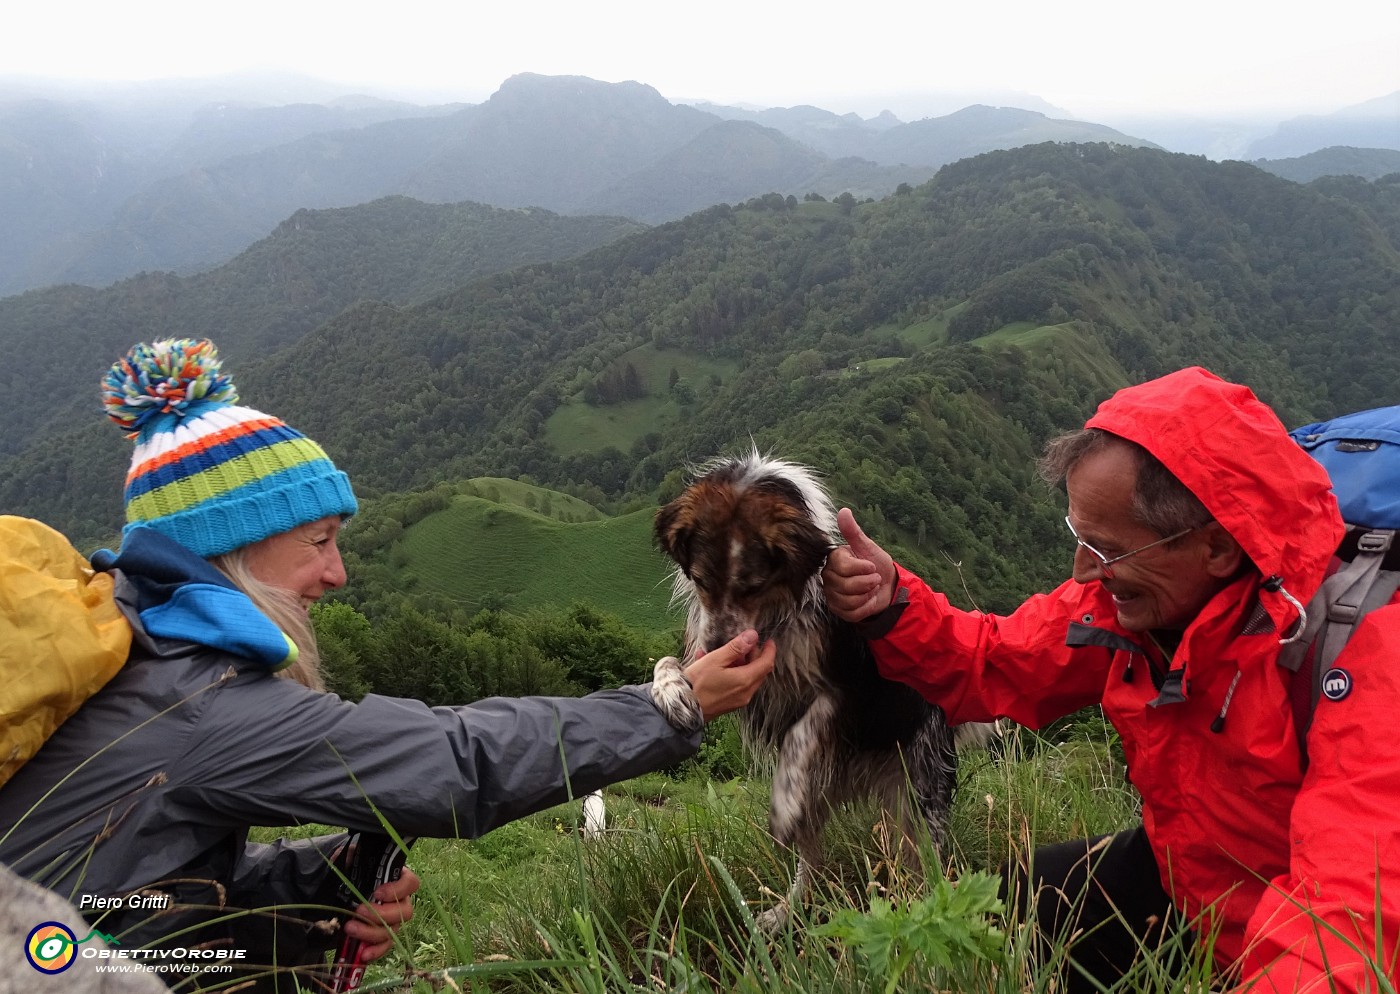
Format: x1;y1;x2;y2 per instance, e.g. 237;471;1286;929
754;902;791;934
651;656;704;735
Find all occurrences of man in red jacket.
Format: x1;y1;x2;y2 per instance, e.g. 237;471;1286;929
823;367;1399;992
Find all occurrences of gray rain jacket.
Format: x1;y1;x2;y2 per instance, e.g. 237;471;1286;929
0;527;699;989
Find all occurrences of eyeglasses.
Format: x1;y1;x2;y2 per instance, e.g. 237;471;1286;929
1064;516;1196;579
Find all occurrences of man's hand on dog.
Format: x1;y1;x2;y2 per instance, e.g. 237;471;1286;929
823;508;898;622
688;629;777;720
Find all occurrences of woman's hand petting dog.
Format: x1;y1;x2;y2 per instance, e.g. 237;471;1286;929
689;629;777;720
823;508;898;623
651;630;776;733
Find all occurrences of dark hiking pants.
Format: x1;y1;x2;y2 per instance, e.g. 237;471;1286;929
998;825;1196;992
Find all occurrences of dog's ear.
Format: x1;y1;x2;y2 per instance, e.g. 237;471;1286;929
752;475;810;515
736;474;832;582
773;515;833;580
654;495;695;574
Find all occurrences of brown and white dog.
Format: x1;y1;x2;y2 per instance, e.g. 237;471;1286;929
650;451;978;930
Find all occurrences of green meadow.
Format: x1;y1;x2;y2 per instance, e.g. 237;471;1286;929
546;345;742;458
397;491;680;635
242;723;1292;994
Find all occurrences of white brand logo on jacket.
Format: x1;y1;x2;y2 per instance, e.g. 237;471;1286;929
1321;667;1353;702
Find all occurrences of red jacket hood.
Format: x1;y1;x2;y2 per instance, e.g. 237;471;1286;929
1086;367;1343;623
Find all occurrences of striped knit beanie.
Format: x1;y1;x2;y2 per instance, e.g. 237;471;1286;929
102;339;357;558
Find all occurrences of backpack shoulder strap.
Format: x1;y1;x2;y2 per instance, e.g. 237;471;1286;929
1313;530;1399;672
1278;528;1399;767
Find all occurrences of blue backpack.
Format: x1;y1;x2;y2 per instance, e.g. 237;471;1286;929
1280;405;1400;764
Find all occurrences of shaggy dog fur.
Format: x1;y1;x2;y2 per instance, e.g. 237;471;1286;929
650;452;974;929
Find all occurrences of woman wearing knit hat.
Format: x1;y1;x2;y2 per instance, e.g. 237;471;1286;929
0;339;775;992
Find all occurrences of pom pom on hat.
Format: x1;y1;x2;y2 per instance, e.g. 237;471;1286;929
102;338;357;558
103;339;239;436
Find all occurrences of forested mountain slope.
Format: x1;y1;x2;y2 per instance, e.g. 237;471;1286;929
6;143;1397;609
0;197;643;454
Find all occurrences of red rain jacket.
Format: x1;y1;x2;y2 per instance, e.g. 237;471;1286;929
870;368;1400;991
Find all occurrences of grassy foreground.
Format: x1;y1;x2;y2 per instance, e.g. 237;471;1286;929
243;721;1246;993
234;717;1398;992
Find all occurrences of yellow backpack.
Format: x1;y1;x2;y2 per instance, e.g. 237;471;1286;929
0;516;132;789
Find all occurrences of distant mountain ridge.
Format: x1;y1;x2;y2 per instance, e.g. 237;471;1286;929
1;73;1156;296
1246;91;1400;159
689;102;904;159
867;105;1161;167
157;98;459;172
1251;146;1400;183
691;100;1160;168
400;75;719;208
577;120;934;221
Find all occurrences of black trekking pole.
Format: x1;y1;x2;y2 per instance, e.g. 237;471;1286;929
328;833;415;993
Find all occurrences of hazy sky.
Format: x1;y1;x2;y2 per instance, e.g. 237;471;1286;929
8;0;1398;120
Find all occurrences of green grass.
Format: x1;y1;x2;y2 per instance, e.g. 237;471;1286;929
545;345;740;458
463;477;605;521
969;320;1050;346
967;319;1133;392
272;725;1188;993
223;720;1397;992
546;394;679;455
618;345;739;395
895;312;951;349
540;306;1119;464
397;495;679;634
863;309;953;352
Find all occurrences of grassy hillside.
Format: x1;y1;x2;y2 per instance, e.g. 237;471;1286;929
546;345;741;457
394;493;679;635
